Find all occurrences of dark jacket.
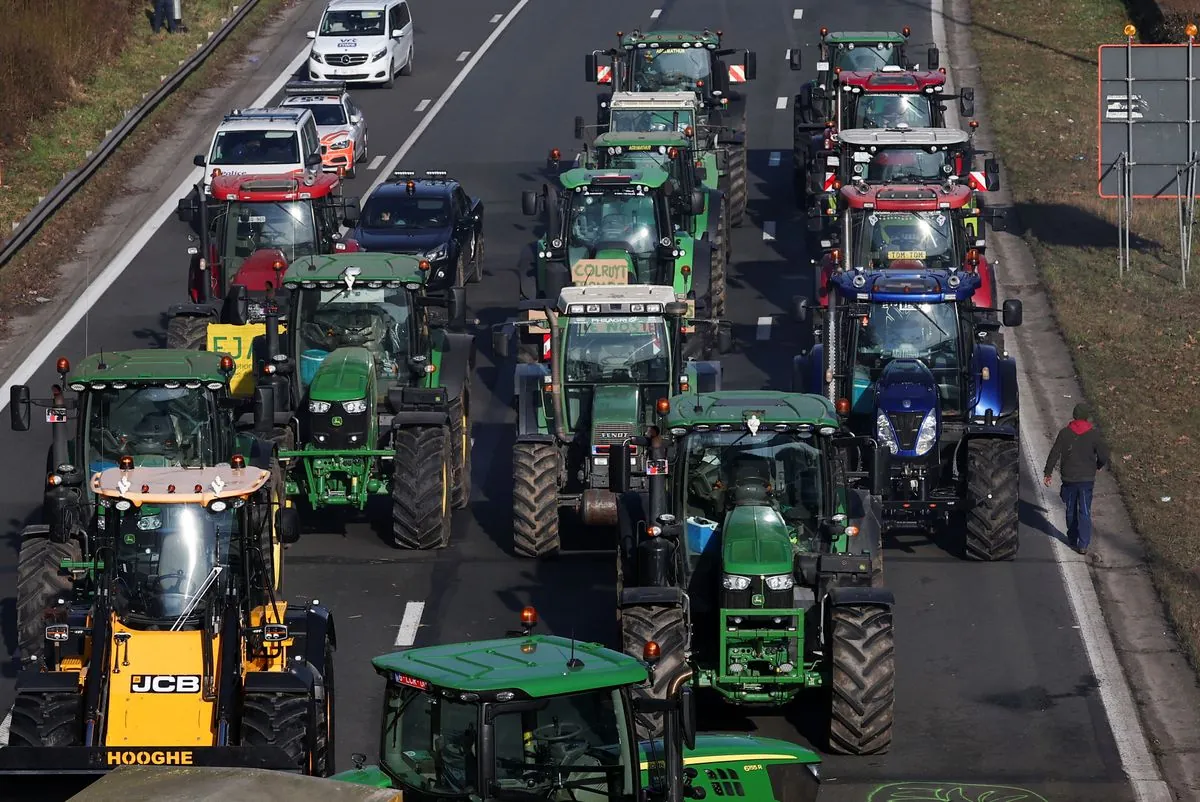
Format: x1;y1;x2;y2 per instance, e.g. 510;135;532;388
1044;419;1110;484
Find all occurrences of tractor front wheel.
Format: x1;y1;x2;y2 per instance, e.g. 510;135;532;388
241;690;313;773
964;437;1020;561
166;315;209;351
711;210;729;319
829;603;895;755
391;426;453;549
449;390;472;509
16;526;81;670
622;604;689;741
727;135;749;228
512;441;560;558
8;691;82;747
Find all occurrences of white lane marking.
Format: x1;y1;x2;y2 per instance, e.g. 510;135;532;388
0;42;314;415
785;48;791;60
490;13;503;23
768;151;781;167
414;98;431;112
367;155;385;171
762;221;777;241
651;8;662;18
457;51;471;62
0;707;11;747
775;96;788;110
793;8;803;19
756;317;773;340
395;601;426;647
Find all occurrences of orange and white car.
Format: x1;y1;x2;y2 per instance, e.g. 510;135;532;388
279;80;369;178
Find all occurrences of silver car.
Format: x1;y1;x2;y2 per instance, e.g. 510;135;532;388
279;80;369;178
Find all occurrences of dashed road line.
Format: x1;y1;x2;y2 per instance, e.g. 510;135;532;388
367;155;384;171
793;8;804;19
651;8;662;18
756;317;774;340
762;221;777;241
0;707;11;747
775;96;788;110
456;51;471;62
785;48;792;60
768;151;781;167
395;601;426;647
490;13;503;23
414;98;431;112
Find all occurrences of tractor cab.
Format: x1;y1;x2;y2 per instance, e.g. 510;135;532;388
793;28;917;87
834;68;970;131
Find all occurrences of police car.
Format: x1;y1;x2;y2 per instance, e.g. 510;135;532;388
279;81;368;178
306;0;415;87
194;107;322;194
348;171;485;290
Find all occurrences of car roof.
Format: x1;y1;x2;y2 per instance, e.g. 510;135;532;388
325;0;393;11
216;107;311;132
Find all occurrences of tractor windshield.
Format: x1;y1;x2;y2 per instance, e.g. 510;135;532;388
381;684;479;798
295;285;412;392
853;301;963;411
567;189;665;282
853;210;959;270
861;146;954;183
831;42;901;72
111;502;236;622
630;47;712;92
86;387;219;474
609;108;694;136
683;430;826;550
851;93;934;129
217;200;318;276
563;315;670;383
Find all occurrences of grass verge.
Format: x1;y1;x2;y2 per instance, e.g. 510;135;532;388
0;0;296;326
970;0;1200;665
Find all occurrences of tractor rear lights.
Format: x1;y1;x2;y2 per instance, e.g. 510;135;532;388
549;148;561;161
47;473;63;487
418;260;431;271
966;248;980;269
902;26;911;36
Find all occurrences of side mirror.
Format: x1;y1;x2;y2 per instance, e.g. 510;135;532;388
391;28;403;39
664;301;688;319
305;30;316;40
446;286;467;328
574;115;585;140
1002;298;1023;328
193;154;206;168
585;52;598;82
792;296;809;322
277;507;302;545
871;444;892;497
10;385;30;432
491;325;510;359
927;46;940;71
609;441;631;493
715;322;733;354
959;87;975;119
743;50;757;80
988;207;1009;233
679;685;697;751
305;152;322;168
984;157;1001;192
789;49;802;71
349;114;362;125
342;197;361;227
521;190;539;217
176;197;194;223
689;189;705;216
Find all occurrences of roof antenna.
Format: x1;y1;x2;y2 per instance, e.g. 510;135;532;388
98;349;107;371
566;625;584;669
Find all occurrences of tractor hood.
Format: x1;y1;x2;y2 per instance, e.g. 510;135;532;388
721;505;795;576
638;733;821;796
307;346;374;403
350;227;451;257
590;384;642;444
230;248;291;293
875;358;938;416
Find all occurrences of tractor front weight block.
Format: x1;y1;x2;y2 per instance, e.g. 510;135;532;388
578;488;619;527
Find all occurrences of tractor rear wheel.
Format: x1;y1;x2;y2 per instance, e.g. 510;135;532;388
242;662;328;776
449;390;472;509
829;604;895;755
512;441;560;558
964;438;1020;561
727;135;749;228
622;604;689;741
166;315;209;351
391;426;453;549
8;691;82;747
16;526;80;670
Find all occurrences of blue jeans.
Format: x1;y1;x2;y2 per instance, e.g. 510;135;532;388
1061;481;1094;550
152;0;176;33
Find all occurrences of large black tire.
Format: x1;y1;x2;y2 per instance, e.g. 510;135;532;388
727;137;748;228
391;426;452;549
449;390;472;509
16;527;81;670
512;441;560;558
242;690;317;773
166;315;209;351
964;438;1020;561
454;251;467;287
711;215;728;319
621;605;689;741
8;691;82;747
316;637;335;775
471;232;485;282
829;604;895;755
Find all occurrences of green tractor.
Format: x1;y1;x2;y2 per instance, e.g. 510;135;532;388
492;285;727;558
608;391;897;756
7;349;292;668
331;604;823;802
252;252;475;549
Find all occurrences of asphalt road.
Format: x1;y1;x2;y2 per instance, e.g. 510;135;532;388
0;1;1139;800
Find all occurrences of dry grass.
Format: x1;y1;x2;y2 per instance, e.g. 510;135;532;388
970;0;1200;664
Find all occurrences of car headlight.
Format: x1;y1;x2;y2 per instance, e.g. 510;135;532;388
765;574;794;591
309;400;332;413
343;399;367;414
422;242;449;261
310;51;325;64
876;412;899;454
371;48;388;61
328;137;351;151
914;409;938;456
722;574;751;591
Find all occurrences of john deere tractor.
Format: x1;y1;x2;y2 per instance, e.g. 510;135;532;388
331;604;822;802
492;285;726;558
8;349;285;669
794;267;1023;560
252;253;474;550
0;460;334;778
609;390;896;756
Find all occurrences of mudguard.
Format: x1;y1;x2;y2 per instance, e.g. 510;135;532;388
828;585;895;608
689;240;714;316
971;342;1006;419
639;733;820;802
620;586;685;608
13;671;78;694
689;360;722;393
166;301;220;319
282;602;338;667
996;352;1019;417
704;188;723;240
435;331;476;405
514;363;550;437
388;387;450;426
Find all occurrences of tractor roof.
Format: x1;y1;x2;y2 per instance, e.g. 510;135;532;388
372;634;648;697
841;183;975;211
829;268;982;304
609;91;702;110
825;31;909;45
620;30;721;50
560;166;670;190
558;284;677;313
283;253;426;285
840;127;968;147
839;67;946;93
665;391;840;429
594;131;690;149
91;463;271;504
69;350;231;386
208;172;342;202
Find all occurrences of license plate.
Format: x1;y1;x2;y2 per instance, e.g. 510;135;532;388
46;407;67;424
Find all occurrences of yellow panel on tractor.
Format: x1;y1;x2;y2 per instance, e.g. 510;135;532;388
572;258;630;285
206;322;288;398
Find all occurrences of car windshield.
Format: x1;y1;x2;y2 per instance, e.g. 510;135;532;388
832;43;901;71
361;196;450;230
860;146;954;183
854;210;958;270
295;285;412;392
567;190;662;280
608;109;694;136
319;9;385;36
210;131;300;166
852;93;934;129
86;387;217;474
563;315;670;383
631;48;711;92
289;102;347;127
113;502;235;621
218;201;318;273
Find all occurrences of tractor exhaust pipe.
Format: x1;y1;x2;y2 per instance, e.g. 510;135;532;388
196;180;211;304
545;307;570;444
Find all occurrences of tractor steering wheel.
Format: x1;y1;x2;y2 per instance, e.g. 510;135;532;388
533;721;584;743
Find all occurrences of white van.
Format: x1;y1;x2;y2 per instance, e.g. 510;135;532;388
195;107;323;194
306;0;415;88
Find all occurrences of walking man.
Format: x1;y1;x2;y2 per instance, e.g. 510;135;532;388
1043;403;1109;555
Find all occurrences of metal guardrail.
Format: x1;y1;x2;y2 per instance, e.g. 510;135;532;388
0;0;263;269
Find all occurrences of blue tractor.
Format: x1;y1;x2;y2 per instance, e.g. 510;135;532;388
793;267;1023;560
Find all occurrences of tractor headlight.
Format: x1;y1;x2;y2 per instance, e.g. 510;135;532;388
914;410;938;456
876;412;899;454
765;574;794;591
343;399;367;414
329;137;351;151
421;242;449;262
371;47;388;62
309;400;332;413
722;574;751;591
